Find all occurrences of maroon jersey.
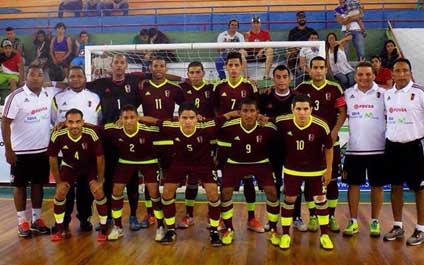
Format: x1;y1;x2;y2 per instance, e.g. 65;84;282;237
275;114;332;176
139;79;185;119
213;78;258;114
180;81;215;118
217;118;277;164
259;89;298;118
103;123;160;164
156;117;226;167
295;80;346;129
48;127;103;171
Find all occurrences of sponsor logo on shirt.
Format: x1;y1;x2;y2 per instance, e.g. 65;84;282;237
31;107;48;115
353;104;374;109
388;107;407;113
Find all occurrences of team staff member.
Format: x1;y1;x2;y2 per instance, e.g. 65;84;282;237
2;65;60;237
383;58;424;246
342;62;387;237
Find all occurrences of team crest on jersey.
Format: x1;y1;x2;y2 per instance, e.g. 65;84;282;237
325;93;332;101
124;84;131;93
241;90;247;98
88;101;92;107
82;143;88;150
411;93;415;101
197;136;203;143
165;90;171;97
205;91;210;98
139;138;145;144
376;92;381;98
256;135;263;143
308;134;315;142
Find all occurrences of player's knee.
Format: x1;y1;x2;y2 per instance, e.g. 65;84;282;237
263;186;277;201
146;185;159;198
112;185;124;197
221;188;233;201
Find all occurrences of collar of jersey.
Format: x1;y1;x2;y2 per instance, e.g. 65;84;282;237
311;80;328;91
192;81;206;91
394;80;413;93
149;79;168;88
23;84;46;96
293;116;312;130
180;126;197;138
227;77;244;89
239;119;258;134
67;131;82;143
124;125;139;138
353;82;378;94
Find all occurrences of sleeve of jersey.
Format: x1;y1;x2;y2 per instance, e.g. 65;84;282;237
216;130;232;148
2;93;19;119
47;136;60;157
153;122;174;146
335;95;346;108
323;130;333;149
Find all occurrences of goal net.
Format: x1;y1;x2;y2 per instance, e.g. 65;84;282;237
84;41;326;88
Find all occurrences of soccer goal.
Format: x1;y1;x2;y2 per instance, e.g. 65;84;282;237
84;41;325;85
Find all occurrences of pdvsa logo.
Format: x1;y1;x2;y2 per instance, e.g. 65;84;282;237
389;107;407;113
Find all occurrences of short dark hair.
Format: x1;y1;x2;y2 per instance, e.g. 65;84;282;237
309;31;319;39
292;94;313;108
5;27;14;32
178;102;198;115
355;61;373;71
188;61;204;72
79;31;88;37
310;56;326;68
228;19;239;28
240;97;258;109
55;22;66;29
225;51;242;65
65;108;83;119
68;65;86;77
27;64;43;72
393;58;412;71
120;104;138;115
151;56;166;64
36;30;46;37
370;55;381;62
272;64;289;76
139;29;149;36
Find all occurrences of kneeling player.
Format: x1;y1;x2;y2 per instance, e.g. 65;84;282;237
276;95;334;250
217;98;280;245
104;105;165;241
49;109;108;241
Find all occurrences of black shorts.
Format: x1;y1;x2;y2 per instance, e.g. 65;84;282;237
385;139;424;190
10;152;50;187
342;154;388;186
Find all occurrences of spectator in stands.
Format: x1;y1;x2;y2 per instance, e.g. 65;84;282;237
370;55;393;89
287;11;316;72
244;16;273;79
71;31;90;68
58;0;83;18
215;19;248;80
2;27;25;63
0;40;24;91
133;29;149;45
85;0;101;16
49;23;73;81
147;28;177;62
98;0;129;16
130;29;151;71
31;30;50;70
294;31;320;86
379;40;401;69
326;32;355;90
335;0;366;61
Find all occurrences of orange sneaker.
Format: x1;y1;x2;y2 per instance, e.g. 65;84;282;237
51;231;63;241
97;231;107;242
18;221;31;237
178;215;194;229
247;218;265;233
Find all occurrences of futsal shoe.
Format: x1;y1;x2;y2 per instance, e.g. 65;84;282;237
222;228;234;245
279;234;291;249
247;218;265;233
320;234;334;250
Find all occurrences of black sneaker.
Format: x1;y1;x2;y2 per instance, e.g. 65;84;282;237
210;230;222;247
30;219;50;234
159;229;177;245
407;229;424;246
80;221;93;232
383;226;405;241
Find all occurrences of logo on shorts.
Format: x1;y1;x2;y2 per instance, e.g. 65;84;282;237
308;133;315;142
165;90;170;97
124;84;131;93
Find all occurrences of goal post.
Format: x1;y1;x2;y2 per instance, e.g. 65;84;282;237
84;41;326;84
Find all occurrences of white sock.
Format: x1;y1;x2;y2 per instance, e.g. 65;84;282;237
351;218;358;224
394;221;403;228
32;208;41;222
416;224;424;232
371;218;378;223
17;211;27;225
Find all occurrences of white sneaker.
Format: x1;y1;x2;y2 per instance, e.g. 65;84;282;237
107;225;124;241
293;217;308;232
155;226;166;241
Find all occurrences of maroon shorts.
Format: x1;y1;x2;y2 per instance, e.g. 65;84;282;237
283;173;326;197
113;163;160;184
222;163;275;189
164;164;217;185
60;165;97;184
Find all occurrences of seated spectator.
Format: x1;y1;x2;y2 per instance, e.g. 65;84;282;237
71;31;90;67
98;0;129;16
49;23;73;81
0;40;23;91
295;31;320;86
31;30;50;69
370;55;393;89
58;0;83;18
2;27;25;64
215;19;248;79
379;40;401;69
85;0;101;16
147;28;177;62
244;16;273;79
133;29;149;44
130;29;151;70
326;32;355;90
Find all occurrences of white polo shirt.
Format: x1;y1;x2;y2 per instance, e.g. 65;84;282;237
385;80;424;143
51;88;101;125
345;82;386;155
3;85;60;154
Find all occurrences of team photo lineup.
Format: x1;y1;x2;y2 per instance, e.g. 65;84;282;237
1;2;424;261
